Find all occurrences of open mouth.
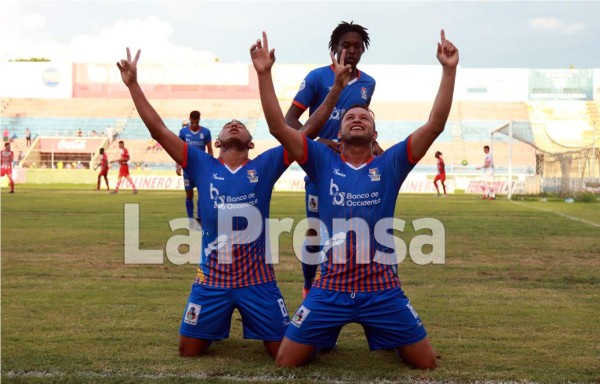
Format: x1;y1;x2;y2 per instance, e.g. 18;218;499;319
350;126;364;132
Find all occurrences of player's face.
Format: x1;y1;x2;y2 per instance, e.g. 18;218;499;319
4;143;10;151
339;107;375;144
218;120;252;146
335;32;364;68
189;117;200;132
119;142;124;149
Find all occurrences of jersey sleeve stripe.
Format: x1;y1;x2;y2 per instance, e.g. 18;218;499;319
181;142;188;169
406;135;418;164
298;134;309;165
292;100;308;111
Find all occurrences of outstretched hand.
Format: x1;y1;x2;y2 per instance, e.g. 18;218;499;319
116;47;141;87
436;29;459;69
250;31;276;74
330;49;352;89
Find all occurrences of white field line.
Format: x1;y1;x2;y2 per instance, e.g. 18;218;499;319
509;200;600;229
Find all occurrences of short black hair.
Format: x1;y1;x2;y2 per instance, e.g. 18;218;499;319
119;140;124;145
99;148;104;154
190;110;201;120
484;145;490;150
340;104;376;131
329;21;370;52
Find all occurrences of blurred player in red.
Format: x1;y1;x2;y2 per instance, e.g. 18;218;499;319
433;151;447;197
95;147;110;190
1;142;15;193
111;140;138;194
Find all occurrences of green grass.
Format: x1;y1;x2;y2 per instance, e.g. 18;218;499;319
2;187;600;383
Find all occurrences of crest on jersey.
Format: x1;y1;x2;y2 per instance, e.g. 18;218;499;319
361;87;368;100
299;80;306;92
183;303;201;325
368;168;381;182
247;169;258;183
291;305;311;328
308;194;319;213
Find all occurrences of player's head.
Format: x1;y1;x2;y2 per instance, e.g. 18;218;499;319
338;104;377;145
189;110;201;132
4;142;10;150
483;145;490;153
99;148;105;154
216;119;254;150
329;21;370;69
119;140;124;149
435;151;442;158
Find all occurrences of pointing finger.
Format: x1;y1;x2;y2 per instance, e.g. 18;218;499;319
440;29;446;44
262;31;269;51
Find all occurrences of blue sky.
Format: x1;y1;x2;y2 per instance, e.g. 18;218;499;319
1;0;598;68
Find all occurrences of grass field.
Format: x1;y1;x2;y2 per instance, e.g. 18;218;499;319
2;186;600;383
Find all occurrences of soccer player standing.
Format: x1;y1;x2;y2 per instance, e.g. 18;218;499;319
285;21;377;299
434;151;447;197
111;140;138;194
252;29;458;369
476;145;495;199
117;46;350;357
176;110;213;229
95;147;110;191
1;142;15;193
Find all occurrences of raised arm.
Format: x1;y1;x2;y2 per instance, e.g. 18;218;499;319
410;30;459;161
251;32;350;160
117;48;184;165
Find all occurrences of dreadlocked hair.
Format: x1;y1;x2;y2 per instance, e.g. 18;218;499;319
329;21;370;51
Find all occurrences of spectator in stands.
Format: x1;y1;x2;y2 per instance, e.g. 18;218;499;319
25;128;32;146
476;145;495;199
91;130;98;137
3;128;9;143
176;110;213;229
77;128;83;137
434;151;447;197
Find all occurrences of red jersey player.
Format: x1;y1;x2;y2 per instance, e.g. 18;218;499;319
434;151;447;197
94;147;110;190
1;142;15;193
110;141;138;194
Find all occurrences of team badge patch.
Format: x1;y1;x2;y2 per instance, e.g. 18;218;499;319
368;168;381;182
291;305;310;328
184;303;201;325
247;169;258;183
184;179;190;187
361;86;368;100
299;79;306;92
308;195;319;212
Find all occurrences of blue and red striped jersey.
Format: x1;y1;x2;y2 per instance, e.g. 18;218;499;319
183;144;291;288
298;136;417;292
292;65;376;141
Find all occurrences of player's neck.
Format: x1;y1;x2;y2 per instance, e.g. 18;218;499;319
350;67;359;80
341;143;373;167
219;147;249;169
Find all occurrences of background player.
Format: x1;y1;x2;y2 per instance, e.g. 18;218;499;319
1;142;15;193
117;46;349;358
434;150;447;197
94;147;110;191
176;110;213;229
252;29;457;369
285;21;377;299
110;140;138;194
476;145;495;199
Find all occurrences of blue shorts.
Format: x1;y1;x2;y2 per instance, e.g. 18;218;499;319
285;287;427;350
183;170;196;191
179;281;290;341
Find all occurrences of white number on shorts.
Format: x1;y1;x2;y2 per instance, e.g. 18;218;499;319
277;298;288;317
